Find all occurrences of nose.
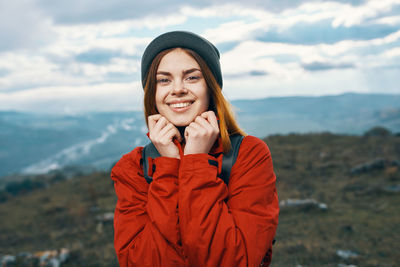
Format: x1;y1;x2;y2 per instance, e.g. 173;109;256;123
171;79;187;95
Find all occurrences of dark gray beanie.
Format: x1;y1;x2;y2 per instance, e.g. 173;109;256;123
141;31;222;89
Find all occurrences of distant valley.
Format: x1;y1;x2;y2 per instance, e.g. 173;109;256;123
1;93;399;178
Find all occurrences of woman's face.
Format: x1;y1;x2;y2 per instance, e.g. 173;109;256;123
155;48;209;126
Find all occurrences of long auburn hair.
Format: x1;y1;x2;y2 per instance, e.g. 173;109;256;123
143;47;246;153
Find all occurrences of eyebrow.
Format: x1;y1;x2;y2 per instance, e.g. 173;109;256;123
156;68;201;76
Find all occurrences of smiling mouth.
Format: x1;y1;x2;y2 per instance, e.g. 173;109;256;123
168;101;194;108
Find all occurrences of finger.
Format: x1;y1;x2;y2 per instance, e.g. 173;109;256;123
188;121;206;136
157;123;183;142
172;127;183;142
158;127;177;145
201;111;219;129
196;114;218;135
158;122;175;138
200;110;214;119
195;116;213;131
167;127;183;142
153;116;169;133
184;124;193;138
148;114;162;131
149;116;168;140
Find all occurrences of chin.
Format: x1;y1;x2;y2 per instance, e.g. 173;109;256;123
170;119;193;127
160;111;196;126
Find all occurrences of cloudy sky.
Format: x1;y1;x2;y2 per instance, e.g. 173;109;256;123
0;0;399;114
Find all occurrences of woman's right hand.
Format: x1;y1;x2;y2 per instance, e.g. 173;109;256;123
148;114;182;159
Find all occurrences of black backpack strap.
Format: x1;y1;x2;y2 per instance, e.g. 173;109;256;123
142;142;160;184
219;134;244;185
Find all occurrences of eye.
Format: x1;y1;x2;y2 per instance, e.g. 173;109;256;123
156;78;170;84
186;76;200;82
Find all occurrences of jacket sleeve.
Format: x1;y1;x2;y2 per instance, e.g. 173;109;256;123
178;135;279;267
111;147;185;267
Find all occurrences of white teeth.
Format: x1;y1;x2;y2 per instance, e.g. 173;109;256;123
170;102;192;108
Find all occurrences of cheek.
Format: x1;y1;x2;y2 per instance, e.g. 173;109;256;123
202;93;210;111
155;86;166;111
199;86;210;111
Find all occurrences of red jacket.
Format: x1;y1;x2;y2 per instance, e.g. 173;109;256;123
111;135;279;267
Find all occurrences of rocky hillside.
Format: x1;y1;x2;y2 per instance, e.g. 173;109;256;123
0;129;399;266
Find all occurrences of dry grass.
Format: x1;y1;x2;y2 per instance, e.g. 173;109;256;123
0;133;399;266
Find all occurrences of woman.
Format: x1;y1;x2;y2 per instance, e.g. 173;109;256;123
111;31;279;267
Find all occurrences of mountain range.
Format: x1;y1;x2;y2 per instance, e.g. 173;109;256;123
1;93;399;178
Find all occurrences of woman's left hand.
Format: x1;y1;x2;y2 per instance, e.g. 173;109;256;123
184;111;220;155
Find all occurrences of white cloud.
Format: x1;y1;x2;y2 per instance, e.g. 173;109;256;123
1;0;400;113
54;13;187;40
372;15;400;25
383;46;400;57
332;0;400;27
0;82;143;113
220;25;400;94
203;20;265;44
197;1;400;45
0;0;55;51
221;41;308;78
48;26;150;57
223;68;371;100
0;51;138;91
0;53;72;90
67;58;138;79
